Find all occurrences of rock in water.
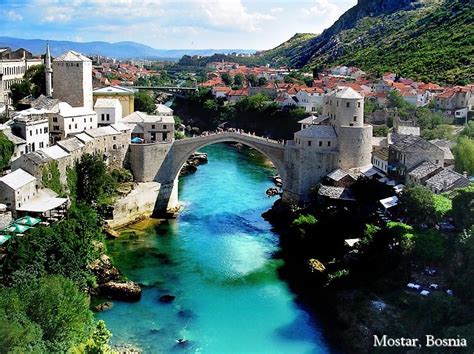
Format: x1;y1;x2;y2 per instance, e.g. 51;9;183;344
159;294;176;303
266;187;280;197
99;281;142;302
88;254;121;284
94;301;114;312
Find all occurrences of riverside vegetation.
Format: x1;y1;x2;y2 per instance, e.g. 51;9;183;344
0;153;136;352
264;180;474;353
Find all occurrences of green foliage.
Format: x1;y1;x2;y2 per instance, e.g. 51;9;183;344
0;275;94;352
111;168;133;183
67;165;78;202
0;131;14;170
2;203;103;288
233;73;245;87
372;124;389;137
359;223;381;247
41;160;63;195
81;320;113;354
246;73;258;86
388;90;412;110
10;80;31;108
399;185;436;224
422;124;454;140
258;77;268;86
134;91;155;114
451;188;474;230
453;137;474;175
75;153;117;205
461;121;474;138
413;230;446;262
221;72;233;86
387;221;415;255
415;107;444;131
433;194;452;220
451;229;474;305
292;214;318;240
24;64;46;97
175;131;185;140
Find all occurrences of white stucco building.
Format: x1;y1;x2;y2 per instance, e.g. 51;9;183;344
94;98;122;126
50;102;97;142
11;108;50;153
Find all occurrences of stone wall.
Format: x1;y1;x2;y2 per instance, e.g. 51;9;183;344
129;142;174;182
106;182;161;228
337;125;373;170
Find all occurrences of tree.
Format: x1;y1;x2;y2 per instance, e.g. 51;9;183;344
10;80;31;108
134;91;155;114
75;153;117;205
422;124;454;140
221;73;233;86
413;230;446;262
24;64;46;97
461;121;474;138
451;189;474;230
0;276;94;352
292;214;318;240
258;77;268;86
373;124;389;137
453;137;474;175
0;131;14;170
246;73;257;86
233;73;245;87
399;185;436;224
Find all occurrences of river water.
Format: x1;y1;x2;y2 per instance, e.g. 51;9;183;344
97;143;331;354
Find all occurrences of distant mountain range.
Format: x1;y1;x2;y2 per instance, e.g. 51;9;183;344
0;37;256;60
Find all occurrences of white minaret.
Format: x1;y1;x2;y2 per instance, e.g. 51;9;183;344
45;43;52;97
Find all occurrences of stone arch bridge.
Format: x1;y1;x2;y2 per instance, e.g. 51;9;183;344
130;132;287;213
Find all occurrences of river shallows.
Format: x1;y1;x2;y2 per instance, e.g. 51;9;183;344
98;143;331;354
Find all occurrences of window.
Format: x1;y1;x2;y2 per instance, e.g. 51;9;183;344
353;116;357;122
75;124;78;129
319;141;322;147
90;117;93;122
113;136;116;140
106;114;110;121
53;117;58;122
113;144;117;150
308;141;311;147
44;127;48;133
358;102;361;108
30;130;32;136
350;123;354;126
84;118;86;123
69;124;72;129
152;125;156;129
39;142;44;148
327;141;331;147
163;124;167;129
53;125;59;130
163;132;168;140
336;101;339;107
346;102;350;108
101;114;105;120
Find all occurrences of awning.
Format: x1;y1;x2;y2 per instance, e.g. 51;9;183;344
15;215;41;226
0;235;11;245
5;223;31;233
380;196;399;209
17;197;68;213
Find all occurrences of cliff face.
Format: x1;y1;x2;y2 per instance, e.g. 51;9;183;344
262;0;473;84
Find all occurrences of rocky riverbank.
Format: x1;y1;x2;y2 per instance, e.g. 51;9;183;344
89;254;142;302
180;152;208;176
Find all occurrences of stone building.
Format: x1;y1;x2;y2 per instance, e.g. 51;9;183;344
283;87;373;202
93;86;135;117
94;98;122;126
0;168;38;216
0;48;43;105
388;134;444;182
52;51;93;109
122;111;174;143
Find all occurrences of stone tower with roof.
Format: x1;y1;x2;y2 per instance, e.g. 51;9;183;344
283;87;373;203
52;50;93;109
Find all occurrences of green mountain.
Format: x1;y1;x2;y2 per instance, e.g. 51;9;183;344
262;0;473;84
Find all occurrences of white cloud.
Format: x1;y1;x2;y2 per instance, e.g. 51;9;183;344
41;6;73;23
200;0;274;32
270;7;283;14
4;10;23;21
302;0;346;30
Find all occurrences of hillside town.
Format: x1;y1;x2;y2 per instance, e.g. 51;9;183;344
0;42;473;353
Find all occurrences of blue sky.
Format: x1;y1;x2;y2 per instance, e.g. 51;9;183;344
1;0;357;49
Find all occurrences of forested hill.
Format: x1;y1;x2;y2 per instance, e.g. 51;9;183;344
258;0;474;84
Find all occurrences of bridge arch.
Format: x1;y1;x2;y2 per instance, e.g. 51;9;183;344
153;132;286;213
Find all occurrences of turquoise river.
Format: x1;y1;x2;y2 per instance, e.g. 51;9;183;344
98;143;332;354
